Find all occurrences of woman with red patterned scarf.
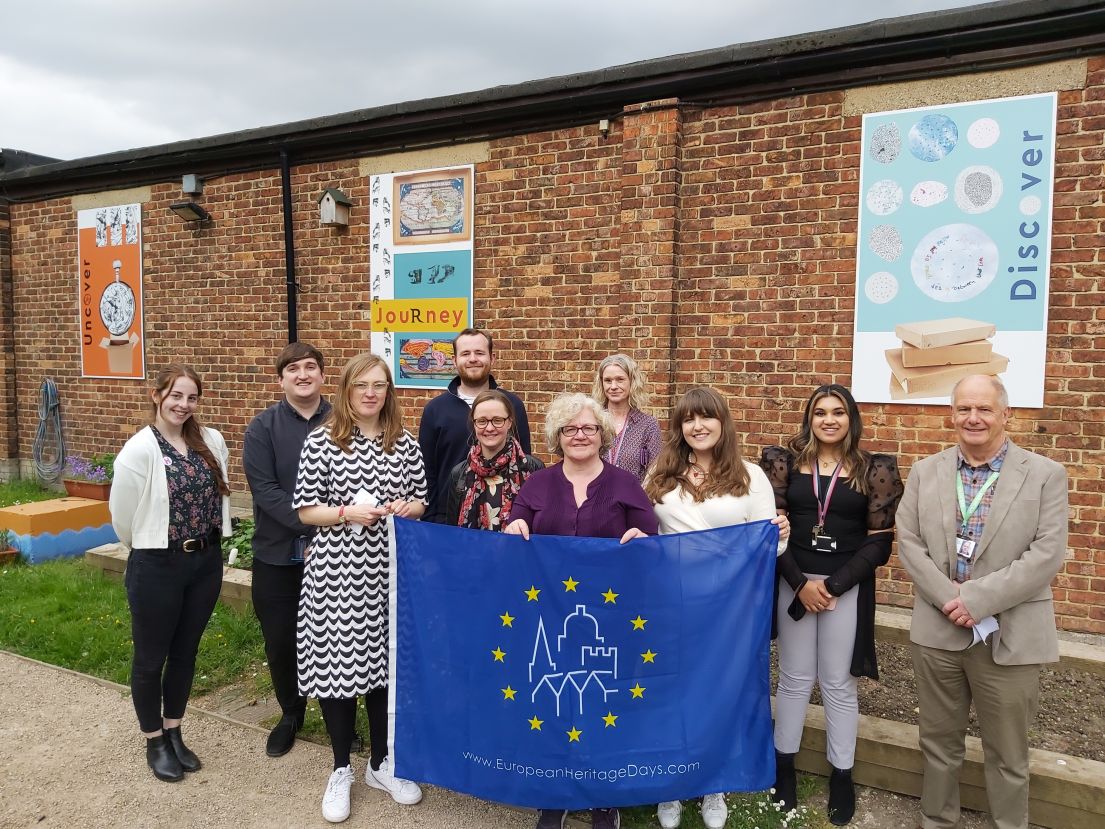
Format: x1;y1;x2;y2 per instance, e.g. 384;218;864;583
445;389;544;529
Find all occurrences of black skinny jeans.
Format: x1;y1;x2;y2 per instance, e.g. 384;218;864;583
251;559;307;718
125;545;222;733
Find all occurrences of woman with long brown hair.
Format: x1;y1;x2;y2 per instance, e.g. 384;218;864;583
760;383;903;825
110;364;231;782
294;352;428;823
644;387;788;829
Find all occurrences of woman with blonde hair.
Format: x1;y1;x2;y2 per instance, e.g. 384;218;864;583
110;364;231;782
592;353;662;483
505;392;657;829
644;387;789;829
295;353;428;823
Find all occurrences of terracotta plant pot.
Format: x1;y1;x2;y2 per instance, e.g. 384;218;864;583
63;479;112;501
0;548;19;566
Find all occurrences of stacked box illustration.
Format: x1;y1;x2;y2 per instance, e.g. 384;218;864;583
886;317;1006;399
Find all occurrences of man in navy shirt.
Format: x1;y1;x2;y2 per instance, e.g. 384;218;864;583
243;342;330;757
418;328;531;523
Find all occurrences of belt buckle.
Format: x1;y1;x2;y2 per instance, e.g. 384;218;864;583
182;538;200;553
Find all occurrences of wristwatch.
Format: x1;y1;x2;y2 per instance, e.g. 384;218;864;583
337;505;347;525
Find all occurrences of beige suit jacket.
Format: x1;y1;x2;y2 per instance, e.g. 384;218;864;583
897;440;1068;666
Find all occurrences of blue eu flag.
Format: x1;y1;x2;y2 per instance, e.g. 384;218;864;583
388;517;778;810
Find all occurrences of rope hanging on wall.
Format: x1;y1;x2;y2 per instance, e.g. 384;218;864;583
32;378;65;484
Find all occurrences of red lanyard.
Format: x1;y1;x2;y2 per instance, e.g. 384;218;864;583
811;460;844;532
609;415;630;465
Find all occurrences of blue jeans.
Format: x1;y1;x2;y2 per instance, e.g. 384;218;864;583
125;545;222;732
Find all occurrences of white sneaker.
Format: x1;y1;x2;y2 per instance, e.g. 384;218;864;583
657;800;683;828
322;765;354;823
700;793;727;829
365;756;423;805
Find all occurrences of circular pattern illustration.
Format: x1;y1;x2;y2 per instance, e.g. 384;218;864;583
908;114;959;162
864;272;899;304
910;180;949;208
869;122;901;164
1020;195;1042;216
967;118;1000;149
868;225;903;262
866;179;904;216
954;165;1003;214
910;223;999;303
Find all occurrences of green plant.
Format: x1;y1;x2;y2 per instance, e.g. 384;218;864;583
0;479;58;508
615;775;826;828
222;517;254;570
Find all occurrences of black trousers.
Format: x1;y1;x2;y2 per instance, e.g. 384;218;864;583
251;559;307;718
125;545;222;733
318;688;388;770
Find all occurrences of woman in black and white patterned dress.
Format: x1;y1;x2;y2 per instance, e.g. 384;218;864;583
294;353;427;824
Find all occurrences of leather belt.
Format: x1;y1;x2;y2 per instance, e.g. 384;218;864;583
168;529;220;554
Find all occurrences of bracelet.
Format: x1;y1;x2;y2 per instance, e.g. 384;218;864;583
337;505;346;525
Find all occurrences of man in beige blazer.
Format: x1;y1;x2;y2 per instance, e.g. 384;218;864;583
897;375;1068;829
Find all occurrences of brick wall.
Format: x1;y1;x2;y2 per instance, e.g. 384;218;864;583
5;58;1103;632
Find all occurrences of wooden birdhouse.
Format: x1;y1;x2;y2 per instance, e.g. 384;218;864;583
317;188;352;227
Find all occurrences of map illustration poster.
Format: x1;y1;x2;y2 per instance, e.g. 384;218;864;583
77;204;146;379
370;165;474;388
393;167;473;246
850;93;1056;408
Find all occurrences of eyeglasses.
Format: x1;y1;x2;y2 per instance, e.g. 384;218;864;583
474;416;510;429
352;381;389;394
559;424;601;437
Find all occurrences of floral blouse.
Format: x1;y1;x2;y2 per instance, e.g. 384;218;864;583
153;427;221;542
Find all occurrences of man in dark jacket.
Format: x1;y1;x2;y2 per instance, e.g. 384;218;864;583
243;342;330;757
418;328;530;523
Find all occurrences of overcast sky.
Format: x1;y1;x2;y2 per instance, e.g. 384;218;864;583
3;0;984;161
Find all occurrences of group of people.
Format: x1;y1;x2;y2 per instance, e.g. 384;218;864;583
108;327;1068;829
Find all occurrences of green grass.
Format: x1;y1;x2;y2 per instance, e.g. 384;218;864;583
0;478;60;509
616;775;828;828
0;558;266;695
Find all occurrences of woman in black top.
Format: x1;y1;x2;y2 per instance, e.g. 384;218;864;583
760;384;902;825
445;389;543;529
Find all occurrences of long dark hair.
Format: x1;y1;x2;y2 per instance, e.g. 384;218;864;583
786;383;871;496
148;364;229;495
645;387;751;503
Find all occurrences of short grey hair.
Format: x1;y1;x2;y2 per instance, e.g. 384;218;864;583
951;375;1009;410
544;393;615;457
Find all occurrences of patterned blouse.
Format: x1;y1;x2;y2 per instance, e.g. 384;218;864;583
603;408;663;483
152;427;221;543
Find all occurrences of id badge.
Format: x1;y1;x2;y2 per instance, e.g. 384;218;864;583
955;536;975;560
291;536;310;564
814;534;837;554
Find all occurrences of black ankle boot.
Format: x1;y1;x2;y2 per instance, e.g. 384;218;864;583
164;726;201;772
146;734;184;782
773;751;797;813
828;766;855;825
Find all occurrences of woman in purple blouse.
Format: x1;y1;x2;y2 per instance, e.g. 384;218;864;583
505;392;657;829
592;353;662;483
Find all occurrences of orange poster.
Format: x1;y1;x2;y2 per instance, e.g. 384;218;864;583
77;204;144;379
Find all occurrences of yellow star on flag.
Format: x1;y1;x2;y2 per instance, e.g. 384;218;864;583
602;712;618;728
491;647;506;662
501;686;517;701
641;649;657;663
602;588;619;604
562;576;579;592
500;612;515;627
525;586;541;601
567;727;582;742
631;615;647;630
528;716;543;731
630;683;646;699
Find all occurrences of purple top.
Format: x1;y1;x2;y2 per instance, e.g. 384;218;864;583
603;408;662;483
511;461;658;538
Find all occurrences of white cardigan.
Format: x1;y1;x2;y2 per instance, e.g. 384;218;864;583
109;425;232;549
653;460;787;554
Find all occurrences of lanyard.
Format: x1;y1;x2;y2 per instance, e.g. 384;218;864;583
609;415;630;465
811;461;844;531
956;470;999;532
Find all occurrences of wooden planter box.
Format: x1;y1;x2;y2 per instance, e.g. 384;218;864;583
0;548;19;566
63;480;112;501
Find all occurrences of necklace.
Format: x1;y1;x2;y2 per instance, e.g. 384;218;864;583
817;454;843;471
687;453;710;485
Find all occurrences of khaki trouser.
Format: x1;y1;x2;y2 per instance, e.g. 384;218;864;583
912;641;1041;829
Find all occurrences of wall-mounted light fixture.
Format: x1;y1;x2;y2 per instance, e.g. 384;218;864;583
169;201;211;224
182;174;203;195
